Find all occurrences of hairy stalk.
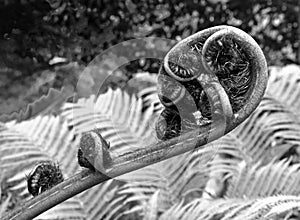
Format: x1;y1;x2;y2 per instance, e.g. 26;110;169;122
3;123;221;220
2;25;267;220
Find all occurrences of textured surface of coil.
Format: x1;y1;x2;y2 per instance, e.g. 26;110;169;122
27;162;64;197
156;25;268;141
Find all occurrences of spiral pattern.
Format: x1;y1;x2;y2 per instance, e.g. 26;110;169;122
156;26;268;141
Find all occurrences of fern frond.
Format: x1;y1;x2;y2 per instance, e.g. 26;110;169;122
143;190;160;220
0;193;11;218
268;65;300;121
117;141;243;216
231;195;300;220
226;159;300;198
61;88;159;155
158;199;189;220
78;179;127;220
1;115;127;220
232;96;300;164
34;197;86;220
5;116;79;177
159;195;300;220
0;123;52;196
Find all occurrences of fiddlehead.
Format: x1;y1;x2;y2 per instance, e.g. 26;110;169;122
26;162;64;197
2;25;267;220
77;129;112;173
156;25;267;143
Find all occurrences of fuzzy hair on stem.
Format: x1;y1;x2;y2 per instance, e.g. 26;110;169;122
2;25;268;220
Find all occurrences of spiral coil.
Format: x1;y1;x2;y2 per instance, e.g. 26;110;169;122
156;25;268;141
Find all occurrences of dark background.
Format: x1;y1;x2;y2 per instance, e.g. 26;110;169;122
0;0;299;117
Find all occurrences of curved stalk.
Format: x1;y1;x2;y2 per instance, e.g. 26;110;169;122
2;25;268;220
3;123;217;220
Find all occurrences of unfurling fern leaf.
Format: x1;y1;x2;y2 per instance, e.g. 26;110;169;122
115;65;300;218
0;114;130;219
0;84;163;219
0;31;299;220
27;162;64;197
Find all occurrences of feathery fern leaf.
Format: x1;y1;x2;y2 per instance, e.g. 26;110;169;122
34;197;86;220
237;65;300;163
232;83;300;163
268;65;300;121
118;65;300;217
61;88;159;155
0;123;52;196
1;114;127;219
78;179;128;220
5;115;79;177
226;159;300;198
158;195;300;220
117;141;243;216
143;190;160;220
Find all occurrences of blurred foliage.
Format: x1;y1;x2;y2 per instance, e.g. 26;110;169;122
0;0;299;116
0;0;298;67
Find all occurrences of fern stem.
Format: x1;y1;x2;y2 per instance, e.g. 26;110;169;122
2;25;268;220
3;122;222;220
2;169;109;220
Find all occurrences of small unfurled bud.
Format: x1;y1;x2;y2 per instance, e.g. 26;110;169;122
27;162;64;197
77;129;112;173
155;108;181;140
